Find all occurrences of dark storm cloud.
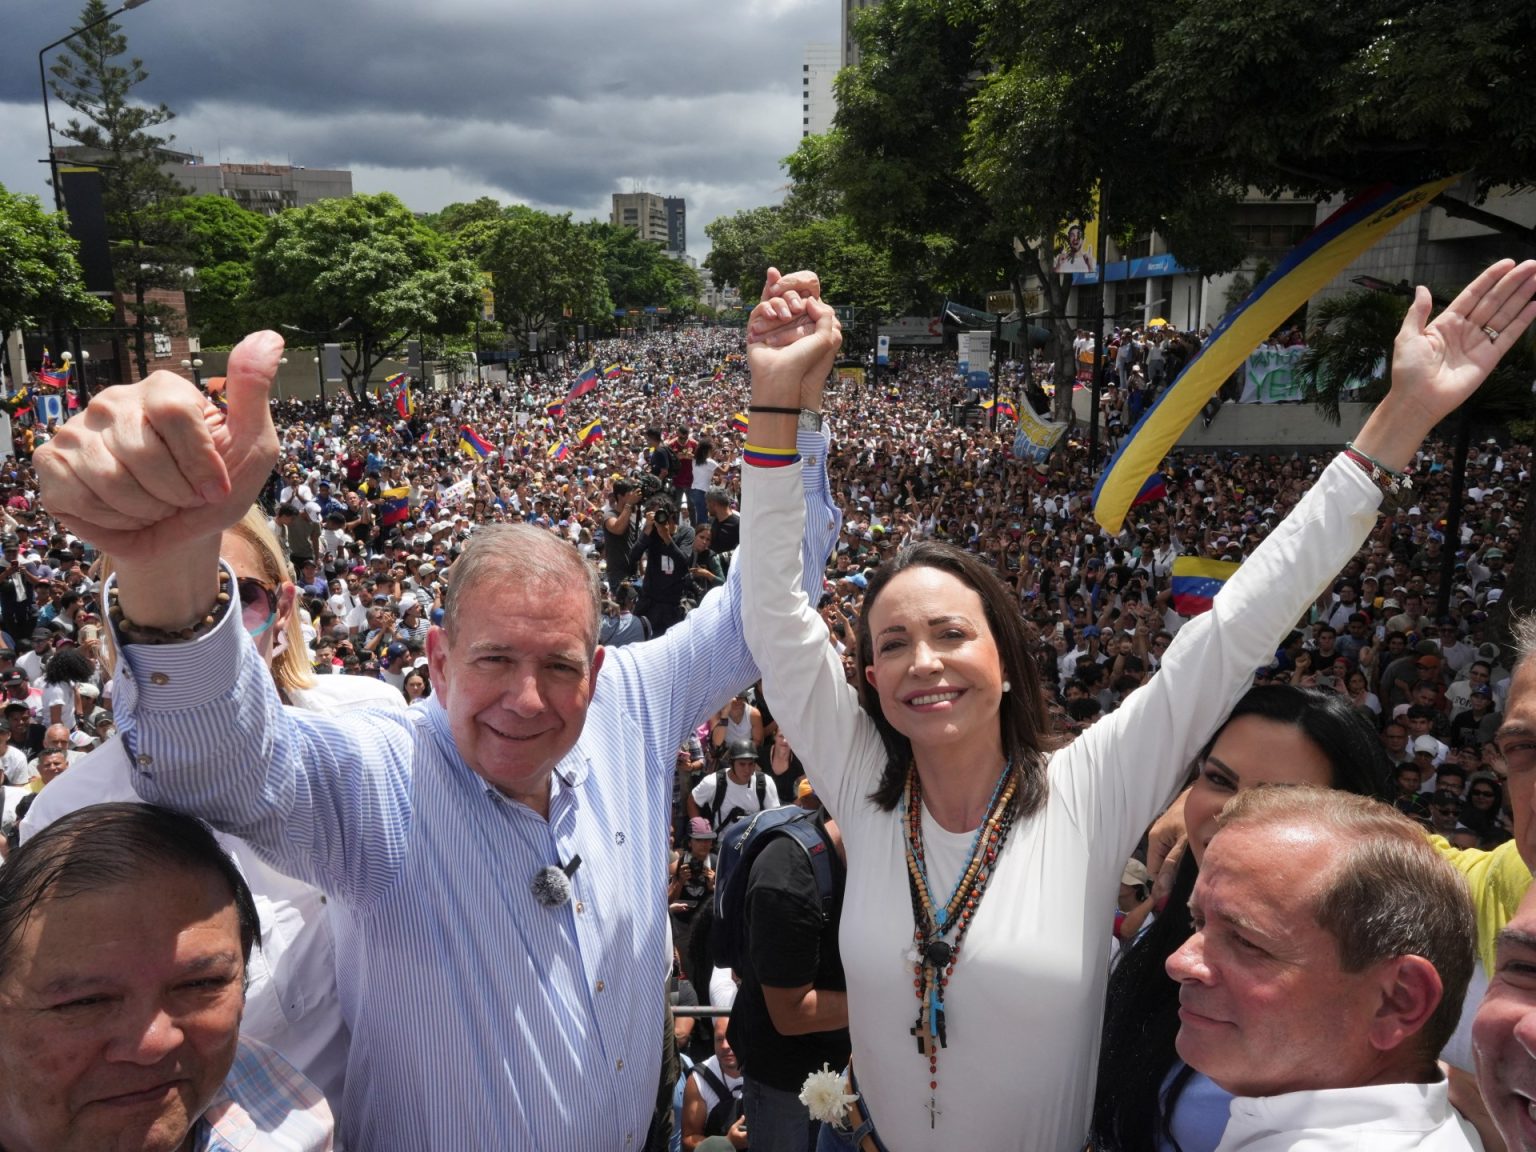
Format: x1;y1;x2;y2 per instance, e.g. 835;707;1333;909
2;0;832;241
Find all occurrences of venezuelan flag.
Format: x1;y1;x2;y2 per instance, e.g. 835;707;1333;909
387;373;413;419
977;395;995;411
578;418;604;447
1131;472;1167;507
729;412;749;434
603;363;623;381
669;376;681;398
548;441;571;461
996;399;1018;423
565;365;598;404
420;426;435;445
1171;556;1240;617
380;485;412;527
1091;174;1460;535
458;424;495;459
546;399;566;419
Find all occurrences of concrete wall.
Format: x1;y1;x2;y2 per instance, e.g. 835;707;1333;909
1070;390;1370;451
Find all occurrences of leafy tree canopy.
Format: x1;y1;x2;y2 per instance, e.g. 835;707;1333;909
0;185;109;336
247;192;480;397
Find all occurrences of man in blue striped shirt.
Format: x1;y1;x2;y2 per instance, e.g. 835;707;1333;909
33;324;839;1151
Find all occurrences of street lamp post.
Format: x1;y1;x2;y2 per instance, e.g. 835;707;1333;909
180;357;203;389
38;0;156;213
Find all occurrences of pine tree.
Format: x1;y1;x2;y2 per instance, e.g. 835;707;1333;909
48;0;192;379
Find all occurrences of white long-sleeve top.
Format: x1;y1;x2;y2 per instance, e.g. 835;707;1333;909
740;455;1383;1152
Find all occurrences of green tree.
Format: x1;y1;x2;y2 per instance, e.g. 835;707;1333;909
1142;0;1536;214
421;196;506;237
162;196;269;346
48;0;193;379
0;185;109;338
463;207;610;345
584;222;700;316
247;193;481;400
703;206;787;299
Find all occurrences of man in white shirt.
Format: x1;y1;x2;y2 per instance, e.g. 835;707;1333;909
690;739;780;833
0;723;31;786
1168;787;1480;1151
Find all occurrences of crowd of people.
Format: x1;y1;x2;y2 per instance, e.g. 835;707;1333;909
0;258;1533;1152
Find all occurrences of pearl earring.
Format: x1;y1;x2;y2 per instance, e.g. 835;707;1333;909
1002;680;1012;693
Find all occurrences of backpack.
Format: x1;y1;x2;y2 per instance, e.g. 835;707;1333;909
690;1060;743;1138
702;767;768;831
711;806;838;972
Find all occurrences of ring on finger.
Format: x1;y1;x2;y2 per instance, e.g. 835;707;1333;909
1482;324;1500;343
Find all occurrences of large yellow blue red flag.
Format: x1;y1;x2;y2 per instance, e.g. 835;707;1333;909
1091;175;1460;535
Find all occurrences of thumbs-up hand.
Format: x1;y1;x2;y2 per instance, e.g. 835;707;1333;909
36;330;283;564
36;330;283;631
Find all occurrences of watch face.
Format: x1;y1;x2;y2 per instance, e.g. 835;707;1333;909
797;410;822;431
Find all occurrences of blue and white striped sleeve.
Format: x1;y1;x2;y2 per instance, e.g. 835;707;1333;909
112;568;414;908
605;427;841;776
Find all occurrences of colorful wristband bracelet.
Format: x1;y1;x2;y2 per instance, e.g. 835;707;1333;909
743;442;800;468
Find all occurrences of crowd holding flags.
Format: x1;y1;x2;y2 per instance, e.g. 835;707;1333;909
547;441;571;461
385;373;414;420
602;363;623;381
458;424;496;459
995;398;1018;423
578;417;604;447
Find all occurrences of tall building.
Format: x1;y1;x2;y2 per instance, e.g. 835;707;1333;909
841;0;881;69
803;43;839;137
611;192;670;246
664;197;687;254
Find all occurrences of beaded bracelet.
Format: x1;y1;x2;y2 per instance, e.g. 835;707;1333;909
1341;441;1413;513
109;569;234;645
742;442;800;469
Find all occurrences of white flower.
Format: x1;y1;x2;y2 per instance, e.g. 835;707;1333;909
800;1063;859;1126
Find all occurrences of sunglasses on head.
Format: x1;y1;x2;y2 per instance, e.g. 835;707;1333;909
238;577;278;638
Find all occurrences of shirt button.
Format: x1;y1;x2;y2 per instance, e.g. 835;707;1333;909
136;754;153;767
616;1059;624;1072
149;672;170;686
595;980;605;993
575;901;585;914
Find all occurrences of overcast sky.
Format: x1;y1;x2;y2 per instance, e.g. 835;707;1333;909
0;0;837;257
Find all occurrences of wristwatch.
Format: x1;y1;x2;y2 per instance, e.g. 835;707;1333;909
797;408;823;432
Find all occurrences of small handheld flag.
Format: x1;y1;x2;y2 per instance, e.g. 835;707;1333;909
548;441;571;461
458;424;495;459
729;412;749;434
565;365;599;404
1170;556;1240;617
546;399;566;419
379;485;412;527
578;418;605;447
603;363;623;381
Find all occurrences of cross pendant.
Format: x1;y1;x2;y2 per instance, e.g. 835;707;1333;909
926;1095;941;1129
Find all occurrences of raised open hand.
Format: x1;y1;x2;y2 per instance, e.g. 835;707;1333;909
35;329;283;565
1392;258;1536;425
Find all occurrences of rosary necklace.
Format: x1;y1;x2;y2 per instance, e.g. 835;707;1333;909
902;759;1018;1129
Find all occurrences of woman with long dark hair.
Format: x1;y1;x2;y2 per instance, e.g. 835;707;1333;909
1091;687;1389;1152
736;260;1536;1152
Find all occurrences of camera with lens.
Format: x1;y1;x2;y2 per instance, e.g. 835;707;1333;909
649;500;675;525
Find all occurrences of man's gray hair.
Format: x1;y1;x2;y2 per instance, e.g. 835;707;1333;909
1215;786;1475;1065
442;524;602;652
1511;612;1536;675
706;486;732;508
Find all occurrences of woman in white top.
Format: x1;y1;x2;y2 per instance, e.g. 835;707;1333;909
735;261;1536;1152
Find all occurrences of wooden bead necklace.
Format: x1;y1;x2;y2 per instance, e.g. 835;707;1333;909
901;759;1019;1129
